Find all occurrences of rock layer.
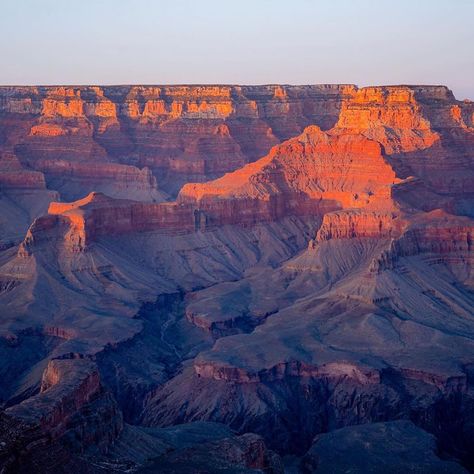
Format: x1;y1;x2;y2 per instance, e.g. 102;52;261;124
0;84;355;199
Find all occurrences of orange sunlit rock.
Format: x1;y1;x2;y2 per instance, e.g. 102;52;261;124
30;123;68;136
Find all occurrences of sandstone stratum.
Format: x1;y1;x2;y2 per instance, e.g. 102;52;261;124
0;84;473;473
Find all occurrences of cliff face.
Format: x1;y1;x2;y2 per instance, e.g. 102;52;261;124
2;84;473;247
0;84;359;248
16;128;398;253
334;85;440;153
0;359;122;473
2;84;470;190
18;192;197;254
179;125;397;201
313;209;402;241
0;84;354;198
17;123;399;252
369;210;474;272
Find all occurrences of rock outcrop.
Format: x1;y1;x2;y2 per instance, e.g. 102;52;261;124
68;421;284;473
183;125;397;197
370;210;474;272
335;85;441;153
301;421;468;473
139;429;283;473
17;192;196;254
0;359;122;473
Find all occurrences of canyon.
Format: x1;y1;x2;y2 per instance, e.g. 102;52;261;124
0;84;473;473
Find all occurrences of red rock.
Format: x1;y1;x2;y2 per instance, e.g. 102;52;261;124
314;209;403;242
19;192;198;253
194;359;380;384
371;210;474;272
0;84;355;197
178;125;399;227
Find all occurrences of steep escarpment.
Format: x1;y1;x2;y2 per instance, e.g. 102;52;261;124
34;159;165;202
0;152;59;247
180;125;398;201
334;85;440;153
1;83;471;245
178;125;400;231
369;210;474;273
0;84;354;198
16;122;401;254
18;192;197;254
0;84;359;248
335;85;474;201
177;85;474;230
0;359;122;473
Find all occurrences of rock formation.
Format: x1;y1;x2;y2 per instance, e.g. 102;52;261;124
0;83;473;473
0;361;282;473
301;421;468;473
0;84;354;202
0;359;122;473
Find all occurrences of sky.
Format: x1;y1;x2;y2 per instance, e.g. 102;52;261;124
1;0;473;99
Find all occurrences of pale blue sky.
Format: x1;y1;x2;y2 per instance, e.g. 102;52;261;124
1;0;473;99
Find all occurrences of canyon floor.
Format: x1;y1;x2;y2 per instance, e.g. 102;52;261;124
0;84;473;473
